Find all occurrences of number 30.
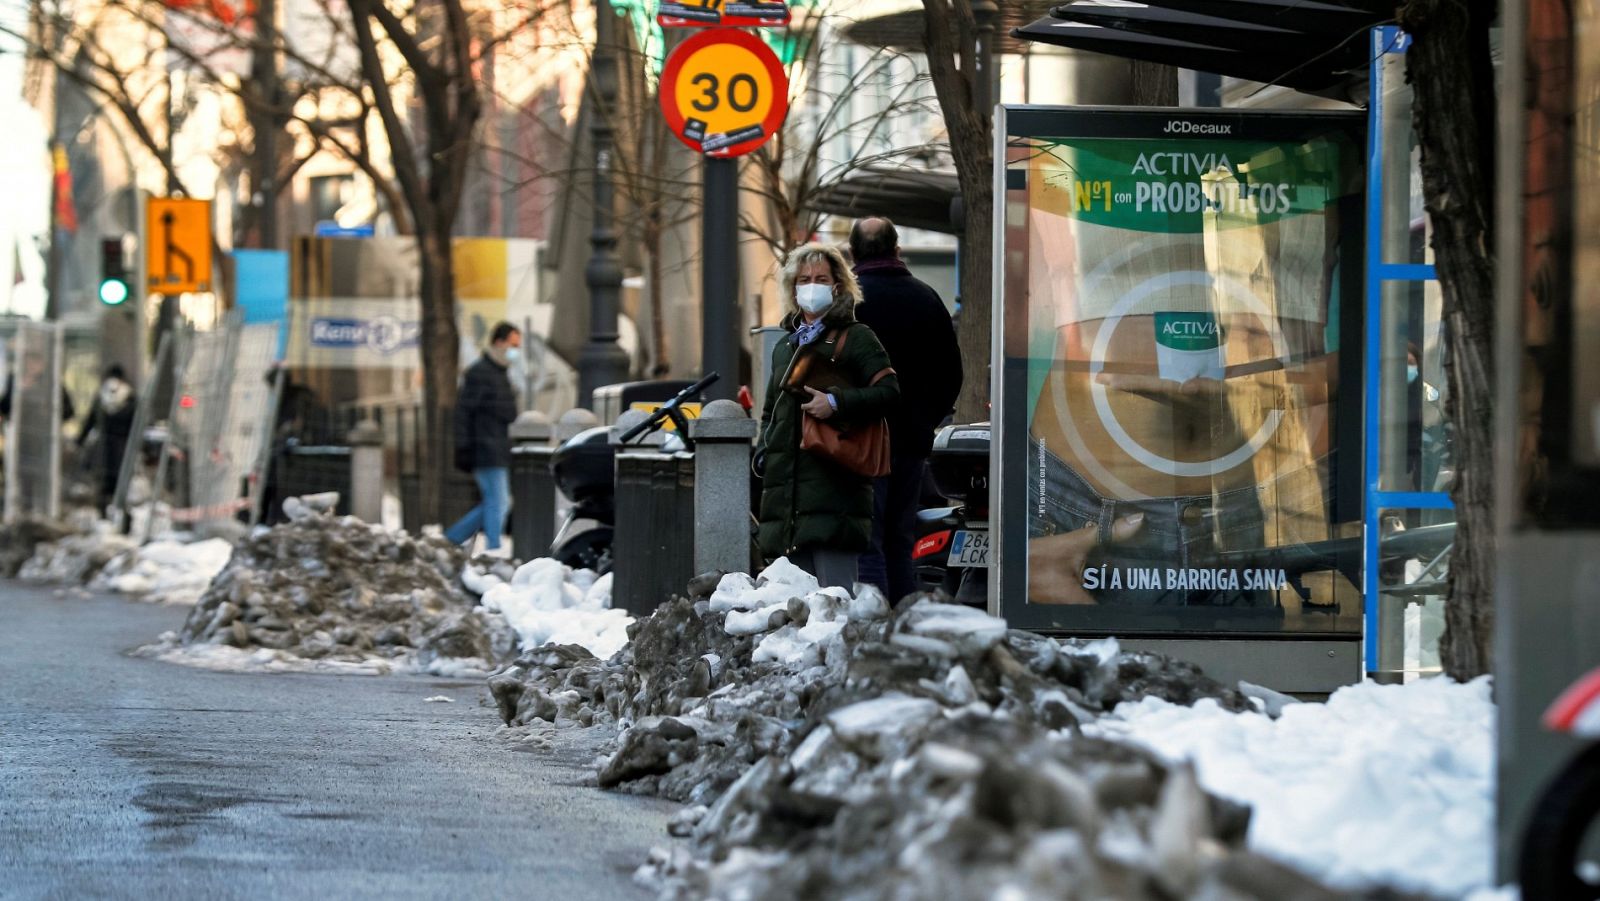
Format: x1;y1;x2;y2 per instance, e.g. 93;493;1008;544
689;72;760;114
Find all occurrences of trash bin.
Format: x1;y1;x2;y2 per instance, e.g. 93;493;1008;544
611;450;695;617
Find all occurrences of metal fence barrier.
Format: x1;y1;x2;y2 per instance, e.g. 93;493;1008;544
4;321;63;521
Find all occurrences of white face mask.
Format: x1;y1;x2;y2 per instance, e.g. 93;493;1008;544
795;283;834;315
505;347;522;365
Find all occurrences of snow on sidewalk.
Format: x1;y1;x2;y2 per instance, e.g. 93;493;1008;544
465;558;632;660
92;537;234;605
1084;675;1498;900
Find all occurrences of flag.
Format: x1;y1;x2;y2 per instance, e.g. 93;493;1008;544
51;144;77;235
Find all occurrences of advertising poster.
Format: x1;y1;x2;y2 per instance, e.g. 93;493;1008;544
995;108;1365;636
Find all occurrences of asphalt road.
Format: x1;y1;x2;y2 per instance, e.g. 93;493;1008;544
0;582;674;901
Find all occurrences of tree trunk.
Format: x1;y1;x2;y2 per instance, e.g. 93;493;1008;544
953;160;992;423
1130;61;1178;106
1399;0;1498;679
416;222;462;531
922;0;994;424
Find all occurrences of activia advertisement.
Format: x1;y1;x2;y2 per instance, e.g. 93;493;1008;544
996;108;1366;636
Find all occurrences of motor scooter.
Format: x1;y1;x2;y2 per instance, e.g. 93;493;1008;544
1519;665;1600;898
548;374;718;573
910;422;990;605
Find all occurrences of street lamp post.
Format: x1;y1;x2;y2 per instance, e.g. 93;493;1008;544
577;0;632;408
972;0;999;113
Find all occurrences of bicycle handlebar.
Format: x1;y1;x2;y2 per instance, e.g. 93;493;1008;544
617;372;720;444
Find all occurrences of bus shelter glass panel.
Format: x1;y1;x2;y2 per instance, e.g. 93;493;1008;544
994;107;1366;637
1377;278;1454;493
1373;507;1453;680
1374;45;1436;267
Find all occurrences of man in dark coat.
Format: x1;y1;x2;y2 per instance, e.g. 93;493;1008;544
78;364;136;510
445;321;521;553
850;217;963;601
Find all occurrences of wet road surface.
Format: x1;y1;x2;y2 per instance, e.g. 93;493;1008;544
0;582;672;900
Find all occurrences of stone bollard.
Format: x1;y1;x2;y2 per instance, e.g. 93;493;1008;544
688;399;758;576
556;407;600;443
509;411;555;560
611;409;667;448
346;421;384;525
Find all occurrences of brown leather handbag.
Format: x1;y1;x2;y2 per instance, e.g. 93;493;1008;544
793;327;893;478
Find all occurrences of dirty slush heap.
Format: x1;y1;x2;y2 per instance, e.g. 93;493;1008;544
178;513;517;667
490;572;1420;901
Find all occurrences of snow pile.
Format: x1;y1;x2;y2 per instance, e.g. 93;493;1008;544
90;537;234;605
1086;675;1496;900
18;526;136;586
6;514;232;606
482;562;1368;899
463;558;631;660
0;517;74;577
143;511;516;675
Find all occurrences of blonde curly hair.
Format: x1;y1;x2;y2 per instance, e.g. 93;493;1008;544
777;242;860;325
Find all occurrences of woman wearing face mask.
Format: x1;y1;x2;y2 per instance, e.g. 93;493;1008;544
755;243;900;589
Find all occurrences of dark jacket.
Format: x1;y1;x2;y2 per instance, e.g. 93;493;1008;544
453;353;517;471
853;261;963;458
757;314;900;558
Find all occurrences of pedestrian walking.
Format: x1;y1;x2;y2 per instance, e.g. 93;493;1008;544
848;217;963;601
756;243;900;589
446;322;521;554
77;364;136;511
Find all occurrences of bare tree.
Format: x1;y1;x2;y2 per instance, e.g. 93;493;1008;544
742;39;941;262
920;0;991;422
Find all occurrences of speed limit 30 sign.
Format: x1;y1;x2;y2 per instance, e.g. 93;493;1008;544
659;30;789;158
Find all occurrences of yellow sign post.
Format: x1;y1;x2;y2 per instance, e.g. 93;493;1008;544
146;198;213;295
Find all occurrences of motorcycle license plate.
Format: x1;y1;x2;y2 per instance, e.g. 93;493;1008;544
947;530;991;568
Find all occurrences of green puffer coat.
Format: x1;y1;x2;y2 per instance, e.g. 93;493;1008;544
756;315;900;559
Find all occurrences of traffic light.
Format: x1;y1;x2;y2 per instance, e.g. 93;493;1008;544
98;236;130;306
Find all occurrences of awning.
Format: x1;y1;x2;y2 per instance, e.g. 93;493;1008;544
839;0;1055;54
1017;0;1388;99
805;168;963;235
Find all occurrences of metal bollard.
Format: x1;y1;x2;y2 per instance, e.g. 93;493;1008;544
347;421;384;524
509;410;555;560
610;411;694;616
688;399;757;575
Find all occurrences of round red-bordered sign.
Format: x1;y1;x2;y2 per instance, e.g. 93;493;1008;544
659;29;789;158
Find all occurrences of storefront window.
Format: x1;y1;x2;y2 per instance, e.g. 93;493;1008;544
996;108;1365;636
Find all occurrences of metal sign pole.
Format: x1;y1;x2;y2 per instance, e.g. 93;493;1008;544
112;331;169;532
701;157;739;402
248;365;285;527
150;330;191;541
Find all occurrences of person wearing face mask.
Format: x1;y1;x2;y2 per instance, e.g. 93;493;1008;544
848;217;963;602
1406;342;1450;493
77;364;136;511
447;321;522;554
755;243;901;589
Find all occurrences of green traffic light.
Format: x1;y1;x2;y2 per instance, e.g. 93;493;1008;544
98;278;129;306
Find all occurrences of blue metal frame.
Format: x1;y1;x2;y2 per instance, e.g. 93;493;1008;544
1362;26;1454;674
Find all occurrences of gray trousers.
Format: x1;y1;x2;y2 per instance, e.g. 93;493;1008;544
789;547;859;591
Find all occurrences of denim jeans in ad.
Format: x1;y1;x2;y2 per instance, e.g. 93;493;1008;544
1026;442;1274;607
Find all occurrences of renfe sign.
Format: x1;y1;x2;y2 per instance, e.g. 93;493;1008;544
309;316;420;355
